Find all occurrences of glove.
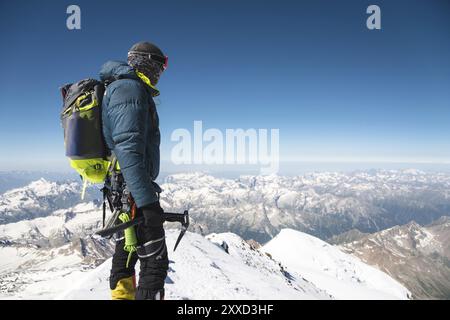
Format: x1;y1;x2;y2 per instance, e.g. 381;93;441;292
141;201;164;227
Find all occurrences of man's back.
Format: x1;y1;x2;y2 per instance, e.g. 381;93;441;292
100;60;161;208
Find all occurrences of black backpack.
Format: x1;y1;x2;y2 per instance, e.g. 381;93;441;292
60;79;110;197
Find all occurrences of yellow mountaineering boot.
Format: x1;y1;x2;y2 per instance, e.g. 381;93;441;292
111;275;136;300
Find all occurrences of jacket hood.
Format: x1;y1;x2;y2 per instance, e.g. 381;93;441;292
99;60;139;83
99;60;159;96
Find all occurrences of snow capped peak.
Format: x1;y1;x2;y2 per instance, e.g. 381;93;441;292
2;178;79;200
27;179;57;196
360;220;440;255
402;169;426;175
278;227;321;239
0;179;95;225
263;228;410;300
31;177;49;184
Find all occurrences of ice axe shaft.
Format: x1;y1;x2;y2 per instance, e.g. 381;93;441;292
95;216;144;237
95;210;189;251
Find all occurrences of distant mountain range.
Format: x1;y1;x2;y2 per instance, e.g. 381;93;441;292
159;170;450;242
3;170;450;243
1;169;449;299
0;171;78;194
0;178;98;224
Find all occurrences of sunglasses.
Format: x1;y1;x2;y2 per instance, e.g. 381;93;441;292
128;50;168;70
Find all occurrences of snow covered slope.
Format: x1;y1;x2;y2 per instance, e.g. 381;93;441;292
58;230;331;300
339;218;450;299
262;229;411;300
0;201;113;299
58;230;409;300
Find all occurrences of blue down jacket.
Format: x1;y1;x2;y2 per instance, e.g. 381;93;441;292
100;60;161;207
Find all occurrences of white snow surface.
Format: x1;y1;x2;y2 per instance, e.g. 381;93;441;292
262;229;410;300
58;230;409;300
58;230;330;300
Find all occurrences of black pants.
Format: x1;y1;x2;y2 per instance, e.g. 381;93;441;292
110;209;169;300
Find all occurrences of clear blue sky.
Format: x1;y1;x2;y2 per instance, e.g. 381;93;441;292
0;0;449;171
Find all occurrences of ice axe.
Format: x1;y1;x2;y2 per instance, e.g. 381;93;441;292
96;210;189;251
163;211;190;251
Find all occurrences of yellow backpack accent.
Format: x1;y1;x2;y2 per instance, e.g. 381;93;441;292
69;158;112;199
69;158;111;184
